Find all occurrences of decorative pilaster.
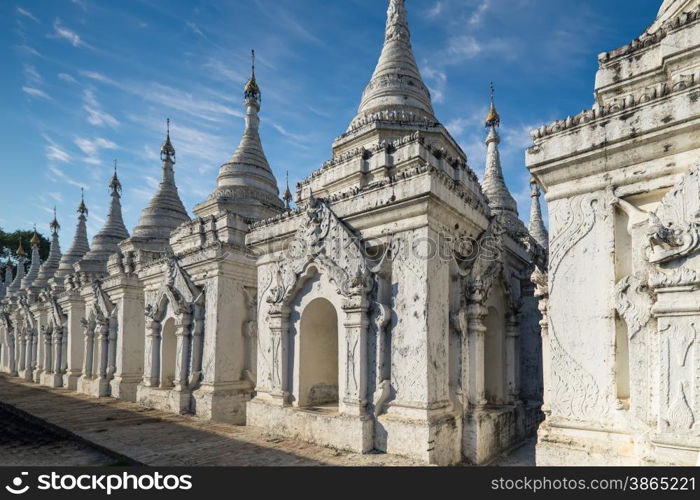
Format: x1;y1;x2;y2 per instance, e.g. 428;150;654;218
143;319;161;387
341;297;369;416
467;292;488;408
173;312;192;391
268;309;290;405
505;314;521;404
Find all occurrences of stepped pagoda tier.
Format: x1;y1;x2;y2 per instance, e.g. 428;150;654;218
33;209;63;289
74;166;129;276
194;51;284;220
54;191;90;280
120;121;190;253
20;231;42;290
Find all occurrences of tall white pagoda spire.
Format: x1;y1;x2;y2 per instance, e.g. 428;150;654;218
348;0;436;131
482;84;519;217
55;190;90;278
7;240;26;295
20;229;42;290
76;163;130;275
528;178;549;250
195;50;283;220
127;120;190;251
34;208;62;288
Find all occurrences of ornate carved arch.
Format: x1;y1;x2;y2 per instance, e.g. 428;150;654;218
145;256;204;321
267;196;374;309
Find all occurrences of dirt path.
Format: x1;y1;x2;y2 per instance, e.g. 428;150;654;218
0;375;423;466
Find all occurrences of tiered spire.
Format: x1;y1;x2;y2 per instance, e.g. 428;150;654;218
3;261;13;288
528;178;549;250
194;50;283;220
20;228;42;290
283;171;293;210
34;208;62;288
482;84;519;217
7;240;26;295
77;163;130;274
130;119;189;247
348;0;436;131
55;190;91;278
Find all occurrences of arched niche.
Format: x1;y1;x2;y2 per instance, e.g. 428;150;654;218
286;266;346;410
160;317;177;389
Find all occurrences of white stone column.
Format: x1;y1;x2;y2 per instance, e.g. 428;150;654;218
189;309;204;387
43;327;52;376
81;320;94;379
143;318;161;387
173;312;192;391
95;322;109;379
52;328;63;376
110;281;144;401
467;299;488;408
268;309;290;405
58;294;86;390
106;318;117;379
505;315;521;404
18;331;26;372
340;297;369;416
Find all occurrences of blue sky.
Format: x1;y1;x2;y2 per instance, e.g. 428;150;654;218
1;0;661;242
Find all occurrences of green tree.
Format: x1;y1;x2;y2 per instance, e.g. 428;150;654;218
0;227;51;278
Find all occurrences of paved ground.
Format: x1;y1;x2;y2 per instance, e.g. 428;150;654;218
0;405;118;466
0;375;534;466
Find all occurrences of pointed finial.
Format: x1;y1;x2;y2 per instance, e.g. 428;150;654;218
528;176;549;250
77;188;89;217
283;170;293;210
485;82;500;128
50;207;60;235
244;49;261;109
160;118;176;164
109;159;122;195
30;226;40;247
16;239;26;258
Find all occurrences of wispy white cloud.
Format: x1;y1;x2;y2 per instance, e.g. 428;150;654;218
51;18;85;48
15;44;41;57
468;0;492;26
81;70;242;123
22;86;52;100
422;64;447;104
47;165;84;189
83;89;120;128
58;72;77;83
426;1;446;19
270;122;309;144
48;192;64;203
74;137;118;165
46;145;71;163
16;7;39;23
23;64;42;84
71;0;88;11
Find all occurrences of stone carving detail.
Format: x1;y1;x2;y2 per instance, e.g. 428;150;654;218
267;196;372;305
549;195;598;292
547;194;609;419
614;274;653;339
649;267;700;288
647;164;700;263
666;382;695;430
146;256;203;319
672;323;695;367
462;216;507;303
